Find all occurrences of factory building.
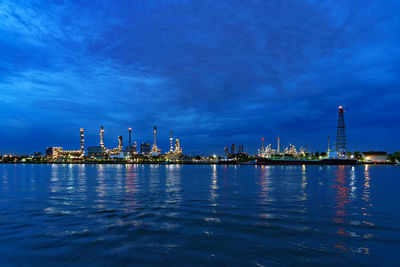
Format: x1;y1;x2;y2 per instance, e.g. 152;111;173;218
87;146;108;158
125;128;138;155
165;130;184;160
141;142;151;154
363;152;388;162
47;128;85;160
87;126;109;159
87;126;127;159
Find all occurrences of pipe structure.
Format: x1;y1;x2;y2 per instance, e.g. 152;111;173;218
80;128;84;155
174;138;182;154
151;126;160;153
128;128;132;147
170;130;174;153
100;126;104;148
153;126;157;147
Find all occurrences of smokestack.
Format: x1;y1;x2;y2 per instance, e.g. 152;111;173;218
118;136;123;150
261;137;264;151
100;126;104;148
170;130;174;153
153;126;157;146
80;128;84;156
277;137;280;153
128;128;132;147
305;144;308;154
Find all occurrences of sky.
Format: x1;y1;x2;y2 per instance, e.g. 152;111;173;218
0;0;400;155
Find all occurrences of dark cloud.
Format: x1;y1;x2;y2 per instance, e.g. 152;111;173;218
0;0;399;154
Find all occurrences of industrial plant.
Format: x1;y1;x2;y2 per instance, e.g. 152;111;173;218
0;106;397;165
44;125;184;162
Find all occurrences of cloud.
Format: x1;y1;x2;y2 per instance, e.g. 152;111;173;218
0;0;399;154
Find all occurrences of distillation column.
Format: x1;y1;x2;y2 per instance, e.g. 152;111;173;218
170;130;174;153
100;126;104;148
80;128;84;157
128;128;132;147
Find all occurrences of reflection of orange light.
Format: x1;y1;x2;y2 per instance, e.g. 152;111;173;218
333;166;350;229
334;242;349;252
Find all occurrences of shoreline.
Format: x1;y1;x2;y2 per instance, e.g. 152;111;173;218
0;161;396;166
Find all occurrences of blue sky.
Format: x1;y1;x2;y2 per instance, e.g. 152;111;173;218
0;0;399;155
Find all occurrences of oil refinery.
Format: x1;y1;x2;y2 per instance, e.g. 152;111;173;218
45;125;185;162
0;106;396;165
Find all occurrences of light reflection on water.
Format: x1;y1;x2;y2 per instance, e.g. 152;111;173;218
0;164;399;265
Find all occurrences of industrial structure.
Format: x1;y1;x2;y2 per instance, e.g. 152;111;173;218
256;106;349;160
362;152;388;162
257;139;306;158
164;130;183;160
125;128;137;155
44;125;184;159
336;106;347;158
141;142;151;154
150;126;161;156
46;128;85;160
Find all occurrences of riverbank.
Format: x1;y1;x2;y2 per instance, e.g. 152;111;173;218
0;161;396;165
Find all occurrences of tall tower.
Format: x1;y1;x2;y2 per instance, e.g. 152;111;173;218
174;138;182;154
100;126;104;148
80;128;84;156
151;126;160;153
261;137;264;151
169;130;174;153
336;106;347;157
153;126;157;147
128;128;132;147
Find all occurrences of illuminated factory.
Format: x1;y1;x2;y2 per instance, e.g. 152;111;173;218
87;126;109;158
150;126;161;156
47;125;184;160
165;130;183;160
257;106;348;159
258;136;306;158
46;128;85;159
87;126;126;159
125;128;138;155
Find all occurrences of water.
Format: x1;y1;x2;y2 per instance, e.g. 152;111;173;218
0;164;399;266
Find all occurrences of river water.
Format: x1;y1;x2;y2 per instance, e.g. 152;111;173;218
0;164;399;266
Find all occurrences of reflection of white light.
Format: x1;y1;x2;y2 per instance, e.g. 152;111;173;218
350;166;356;196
